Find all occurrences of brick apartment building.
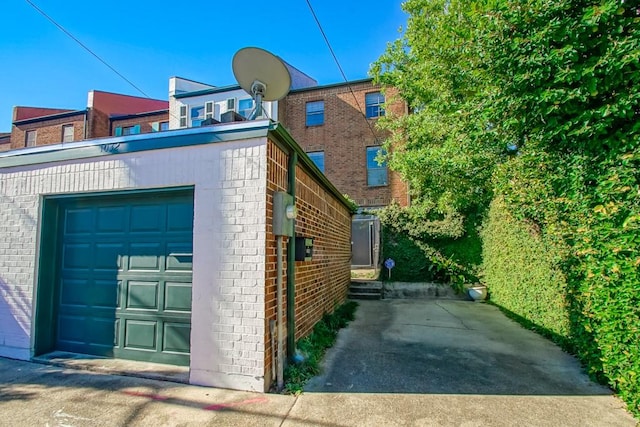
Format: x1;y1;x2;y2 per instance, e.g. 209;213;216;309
9;91;168;150
279;78;409;210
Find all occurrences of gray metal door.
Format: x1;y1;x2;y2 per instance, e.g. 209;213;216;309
351;215;380;268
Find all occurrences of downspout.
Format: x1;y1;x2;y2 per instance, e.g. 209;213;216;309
276;234;284;390
286;152;297;361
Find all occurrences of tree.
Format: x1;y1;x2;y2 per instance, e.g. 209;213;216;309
371;0;500;215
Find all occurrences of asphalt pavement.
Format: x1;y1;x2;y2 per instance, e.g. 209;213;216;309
0;299;636;426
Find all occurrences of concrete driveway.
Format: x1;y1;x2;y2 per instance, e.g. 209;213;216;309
0;299;636;426
297;299;637;426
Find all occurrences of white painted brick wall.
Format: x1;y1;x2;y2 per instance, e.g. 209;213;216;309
0;137;268;392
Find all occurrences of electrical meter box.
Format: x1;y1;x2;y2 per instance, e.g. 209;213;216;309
273;191;294;237
295;237;314;261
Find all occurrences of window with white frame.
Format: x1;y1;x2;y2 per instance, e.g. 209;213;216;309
366;146;388;186
160;121;169;131
307;151;325;173
25;130;36;147
365;92;385;118
179;105;187;128
306;101;324;126
62;124;74;143
205;101;214;119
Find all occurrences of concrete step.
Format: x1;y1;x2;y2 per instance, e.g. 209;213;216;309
349;280;383;300
348;291;382;300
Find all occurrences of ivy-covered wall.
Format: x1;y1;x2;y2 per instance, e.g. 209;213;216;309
481;197;571;346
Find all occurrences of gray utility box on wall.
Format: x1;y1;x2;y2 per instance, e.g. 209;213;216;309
295;237;314;261
273;191;295;237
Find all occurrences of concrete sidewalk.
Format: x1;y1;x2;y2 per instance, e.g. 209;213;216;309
0;300;636;426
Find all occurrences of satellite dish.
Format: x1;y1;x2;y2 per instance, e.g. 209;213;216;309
232;47;292;119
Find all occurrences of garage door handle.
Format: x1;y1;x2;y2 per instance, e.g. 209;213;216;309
169;253;192;257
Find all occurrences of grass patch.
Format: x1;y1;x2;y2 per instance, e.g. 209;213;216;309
283;300;358;394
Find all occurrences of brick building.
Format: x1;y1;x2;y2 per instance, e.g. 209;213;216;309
279;78;409;210
9;91;168;150
0;132;10;151
0;120;352;392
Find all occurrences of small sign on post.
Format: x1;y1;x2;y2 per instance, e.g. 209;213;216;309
384;258;395;280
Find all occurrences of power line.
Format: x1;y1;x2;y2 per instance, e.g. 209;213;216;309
24;0;151;99
304;0;381;143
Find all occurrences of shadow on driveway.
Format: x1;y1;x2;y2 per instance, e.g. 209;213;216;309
305;299;612;396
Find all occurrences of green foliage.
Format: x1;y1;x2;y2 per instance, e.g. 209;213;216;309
342;193;359;213
481;197;572;346
372;0;501;214
480;0;640;416
374;0;640;416
379;203;482;290
283;301;358;394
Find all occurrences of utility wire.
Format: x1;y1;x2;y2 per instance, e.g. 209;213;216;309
304;0;381;143
24;0;151;99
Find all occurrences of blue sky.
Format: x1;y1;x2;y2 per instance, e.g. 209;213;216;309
0;0;407;131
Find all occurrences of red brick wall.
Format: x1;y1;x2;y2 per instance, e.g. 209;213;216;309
88;109;110;139
110;112;169;136
293;162;352;340
264;139;352;390
265;140;290;388
10;115;86;149
0;136;10;152
280;81;408;208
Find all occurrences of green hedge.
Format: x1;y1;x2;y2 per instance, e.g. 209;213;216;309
481;197;572;347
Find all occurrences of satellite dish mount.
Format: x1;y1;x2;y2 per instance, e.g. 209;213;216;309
232;47;291;120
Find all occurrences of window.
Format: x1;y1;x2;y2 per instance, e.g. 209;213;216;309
238;98;254;118
62;124;74;143
160;121;169;131
191;105;204;127
226;98;236;112
366;146;388;186
25;130;36;147
307;151;325;173
306;101;324;126
122;125;140;136
179;105;187;128
205;101;214;119
365;92;385;118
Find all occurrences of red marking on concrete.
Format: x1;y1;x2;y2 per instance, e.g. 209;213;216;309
203;397;269;411
122;390;169;401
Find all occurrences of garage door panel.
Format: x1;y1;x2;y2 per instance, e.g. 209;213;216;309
130;205;164;232
64;208;94;235
59;279;89;306
93;279;119;308
129;243;162;270
89;317;117;347
167;203;195;232
58;315;86;344
124;320;157;350
164;282;192;311
166;243;193;271
55;190;193;366
163;323;191;353
94;243;124;271
62;243;93;270
126;281;159;310
96;206;128;233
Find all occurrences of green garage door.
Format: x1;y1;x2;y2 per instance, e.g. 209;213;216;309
55;190;194;366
